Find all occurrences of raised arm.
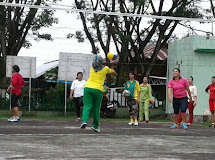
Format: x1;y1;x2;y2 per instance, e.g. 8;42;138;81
111;71;118;76
107;67;118;76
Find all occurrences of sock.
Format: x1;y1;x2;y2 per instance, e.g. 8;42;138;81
14;116;19;119
135;119;138;123
130;119;134;123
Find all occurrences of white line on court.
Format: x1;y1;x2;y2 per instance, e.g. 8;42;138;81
0;134;111;136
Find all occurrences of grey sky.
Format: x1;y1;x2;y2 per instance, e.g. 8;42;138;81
18;0;214;67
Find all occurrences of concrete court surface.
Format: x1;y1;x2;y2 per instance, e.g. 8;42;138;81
0;119;214;160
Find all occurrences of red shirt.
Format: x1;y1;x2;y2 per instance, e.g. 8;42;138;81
11;73;25;96
205;84;215;101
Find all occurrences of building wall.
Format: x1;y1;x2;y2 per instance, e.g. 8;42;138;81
166;35;215;115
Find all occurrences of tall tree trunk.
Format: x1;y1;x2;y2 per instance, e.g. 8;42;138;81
210;0;215;17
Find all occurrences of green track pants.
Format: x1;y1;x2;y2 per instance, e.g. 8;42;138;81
139;101;150;121
82;88;103;129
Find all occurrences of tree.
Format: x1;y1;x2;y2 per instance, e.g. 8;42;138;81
210;0;215;17
0;0;58;89
74;0;203;86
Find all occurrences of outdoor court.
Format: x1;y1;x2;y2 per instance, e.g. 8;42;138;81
0;119;215;160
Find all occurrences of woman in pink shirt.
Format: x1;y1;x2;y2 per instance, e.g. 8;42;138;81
168;68;192;129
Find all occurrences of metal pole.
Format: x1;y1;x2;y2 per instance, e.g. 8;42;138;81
64;55;68;115
166;53;170;114
10;57;14;111
29;60;32;112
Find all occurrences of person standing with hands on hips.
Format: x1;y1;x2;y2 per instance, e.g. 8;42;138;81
168;68;192;129
69;72;86;122
7;65;25;122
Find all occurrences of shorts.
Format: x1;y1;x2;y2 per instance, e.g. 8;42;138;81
127;99;138;116
11;94;20;108
209;100;215;111
173;97;188;114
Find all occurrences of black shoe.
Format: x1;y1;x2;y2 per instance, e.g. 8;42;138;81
209;124;215;128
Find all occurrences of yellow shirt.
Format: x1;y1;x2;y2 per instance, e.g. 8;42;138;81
134;81;140;100
85;66;115;92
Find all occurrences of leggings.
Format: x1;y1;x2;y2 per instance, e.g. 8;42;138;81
74;97;83;117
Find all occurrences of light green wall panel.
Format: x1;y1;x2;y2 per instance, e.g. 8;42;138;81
167;35;215;115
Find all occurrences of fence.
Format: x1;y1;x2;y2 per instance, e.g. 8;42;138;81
0;87;165;112
0;94;75;112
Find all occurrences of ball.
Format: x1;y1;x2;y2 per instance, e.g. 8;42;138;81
123;90;131;98
107;52;117;61
103;88;108;94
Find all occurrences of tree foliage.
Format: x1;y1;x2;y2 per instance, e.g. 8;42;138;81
0;0;59;89
74;0;203;86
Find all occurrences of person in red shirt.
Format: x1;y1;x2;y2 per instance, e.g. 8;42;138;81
7;65;25;122
205;76;215;127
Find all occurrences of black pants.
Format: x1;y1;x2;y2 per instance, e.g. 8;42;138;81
11;94;20;108
74;97;83;117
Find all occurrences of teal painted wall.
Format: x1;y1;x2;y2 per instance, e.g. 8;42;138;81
167;35;215;115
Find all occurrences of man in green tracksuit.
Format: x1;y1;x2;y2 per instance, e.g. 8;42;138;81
139;77;153;123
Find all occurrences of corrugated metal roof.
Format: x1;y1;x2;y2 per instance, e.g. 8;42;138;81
130;44;168;61
144;44;168;60
36;60;59;78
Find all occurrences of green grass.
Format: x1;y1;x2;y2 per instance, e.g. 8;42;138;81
200;122;211;126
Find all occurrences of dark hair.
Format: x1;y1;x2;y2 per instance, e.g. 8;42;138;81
143;76;148;80
77;72;83;77
173;68;180;73
12;65;20;73
188;76;193;81
212;76;215;79
128;71;134;76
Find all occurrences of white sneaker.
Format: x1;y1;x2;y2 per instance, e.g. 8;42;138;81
8;117;13;122
9;118;20;122
134;122;139;126
91;127;100;133
128;122;134;125
80;122;87;129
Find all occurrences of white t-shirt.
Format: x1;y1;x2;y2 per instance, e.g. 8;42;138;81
187;85;197;102
70;80;86;98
